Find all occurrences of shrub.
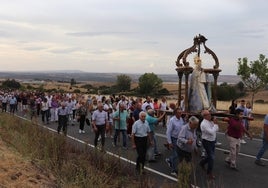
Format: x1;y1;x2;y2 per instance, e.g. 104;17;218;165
255;99;265;103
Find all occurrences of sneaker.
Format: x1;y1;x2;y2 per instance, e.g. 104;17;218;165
98;137;101;141
255;160;266;166
171;171;177;176
230;166;239;171
240;139;246;144
230;164;238;171
165;158;172;168
201;150;206;158
215;142;222;146
82;130;85;133
79;129;82;134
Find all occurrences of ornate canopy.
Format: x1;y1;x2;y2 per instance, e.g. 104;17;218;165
175;34;222;112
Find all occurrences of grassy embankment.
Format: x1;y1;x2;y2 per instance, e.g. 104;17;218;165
0;113;180;188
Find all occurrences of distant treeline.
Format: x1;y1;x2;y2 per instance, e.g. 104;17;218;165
0;71;241;84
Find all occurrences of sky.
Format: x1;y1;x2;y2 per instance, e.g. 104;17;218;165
0;0;267;75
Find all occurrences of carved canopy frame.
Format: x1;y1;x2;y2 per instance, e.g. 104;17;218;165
175;34;221;112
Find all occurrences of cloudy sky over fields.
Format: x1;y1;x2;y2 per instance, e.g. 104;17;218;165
0;0;267;75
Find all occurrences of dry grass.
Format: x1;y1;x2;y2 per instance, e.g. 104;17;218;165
0;137;57;187
0;114;176;188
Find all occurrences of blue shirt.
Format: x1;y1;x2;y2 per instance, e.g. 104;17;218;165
262;114;268;139
9;97;17;105
236;105;249;126
264;115;268;125
58;107;68;116
166;115;185;144
132;119;151;137
92;110;108;125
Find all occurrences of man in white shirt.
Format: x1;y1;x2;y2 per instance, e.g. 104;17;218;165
141;96;154;111
199;110;219;180
92;103;108;151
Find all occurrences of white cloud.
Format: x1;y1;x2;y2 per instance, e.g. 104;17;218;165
0;0;267;75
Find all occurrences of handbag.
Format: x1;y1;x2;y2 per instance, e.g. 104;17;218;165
85;118;91;126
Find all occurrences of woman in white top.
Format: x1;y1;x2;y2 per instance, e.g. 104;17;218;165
159;96;168;127
41;98;49;124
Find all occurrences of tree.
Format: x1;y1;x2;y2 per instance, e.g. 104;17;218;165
237;54;268;109
216;83;238;101
138;73;163;95
116;74;131;92
70;78;76;86
236;81;245;93
1;79;21;89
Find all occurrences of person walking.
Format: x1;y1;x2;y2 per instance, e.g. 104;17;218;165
66;98;75;126
76;101;87;134
255;114;268;166
29;95;38;125
1;93;8;112
223;109;252;170
41;98;49;124
131;111;153;175
236;99;250;144
113;103;129;149
9;95;17;115
176;116;199;175
57;102;69;135
165;108;185;176
146;108;166;160
92;103;108;151
199;110;219;180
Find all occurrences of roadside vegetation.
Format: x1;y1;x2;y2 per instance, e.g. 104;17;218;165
0;113;179;187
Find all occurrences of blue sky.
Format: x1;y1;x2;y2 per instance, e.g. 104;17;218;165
0;0;267;75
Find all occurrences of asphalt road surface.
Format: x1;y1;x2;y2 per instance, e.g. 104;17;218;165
15;113;268;188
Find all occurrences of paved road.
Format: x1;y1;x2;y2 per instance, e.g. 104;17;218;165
15;113;268;188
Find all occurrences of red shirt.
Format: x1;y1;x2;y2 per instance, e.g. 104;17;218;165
227;117;244;139
153;102;159;110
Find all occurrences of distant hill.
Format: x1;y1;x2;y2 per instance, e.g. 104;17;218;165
0;71;241;84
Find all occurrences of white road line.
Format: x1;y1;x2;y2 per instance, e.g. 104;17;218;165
66;134;178;182
216;148;268;161
216;131;263;142
14;114;178;182
156;132;263;142
155;133;268;161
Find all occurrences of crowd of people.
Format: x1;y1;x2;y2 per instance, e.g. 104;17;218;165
0;90;267;181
